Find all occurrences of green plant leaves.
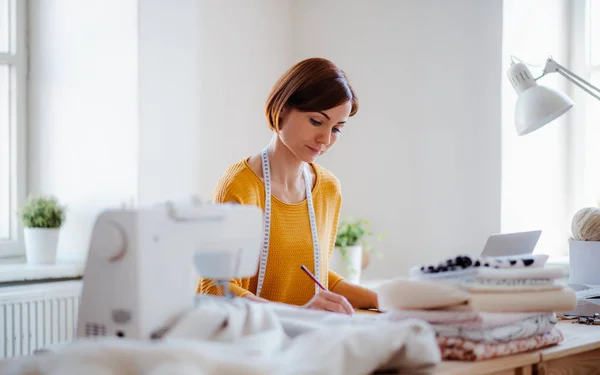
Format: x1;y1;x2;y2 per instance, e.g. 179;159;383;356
335;217;385;280
335;217;369;247
335;216;386;256
18;195;66;229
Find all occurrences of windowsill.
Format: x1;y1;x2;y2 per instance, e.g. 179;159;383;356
0;257;84;284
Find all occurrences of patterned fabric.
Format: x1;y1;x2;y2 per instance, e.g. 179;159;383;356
383;310;550;329
412;254;550;278
435;313;556;343
438;328;564;361
469;278;555;285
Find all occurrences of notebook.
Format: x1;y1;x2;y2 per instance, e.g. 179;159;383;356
480;230;542;257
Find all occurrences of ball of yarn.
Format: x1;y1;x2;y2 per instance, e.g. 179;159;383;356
571;207;600;241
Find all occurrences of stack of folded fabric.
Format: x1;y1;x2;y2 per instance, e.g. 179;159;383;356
375;253;577;361
381;309;563;361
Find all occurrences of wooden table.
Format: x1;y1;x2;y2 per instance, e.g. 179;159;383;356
436;321;600;375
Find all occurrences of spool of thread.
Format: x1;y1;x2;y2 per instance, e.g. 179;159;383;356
571;207;600;241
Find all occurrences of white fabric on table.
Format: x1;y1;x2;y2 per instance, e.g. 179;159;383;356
461;281;563;293
467;266;565;280
0;298;441;375
376;277;576;312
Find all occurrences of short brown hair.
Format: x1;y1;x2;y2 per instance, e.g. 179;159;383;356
265;58;359;131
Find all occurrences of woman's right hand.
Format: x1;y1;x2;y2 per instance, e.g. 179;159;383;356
303;289;354;315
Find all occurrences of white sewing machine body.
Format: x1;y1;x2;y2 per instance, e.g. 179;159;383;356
76;201;263;341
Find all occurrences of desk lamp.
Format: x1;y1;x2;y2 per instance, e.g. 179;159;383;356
506;56;600;135
507;56;600;289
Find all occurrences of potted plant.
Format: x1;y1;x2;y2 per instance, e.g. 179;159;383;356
18;194;66;265
331;217;384;284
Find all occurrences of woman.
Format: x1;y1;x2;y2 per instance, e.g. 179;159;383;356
197;57;378;314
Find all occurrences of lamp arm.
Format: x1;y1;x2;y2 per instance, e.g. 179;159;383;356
541;58;600;101
557;70;600;101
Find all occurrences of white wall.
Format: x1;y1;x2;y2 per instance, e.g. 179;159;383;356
137;0;202;205
137;0;293;202
291;0;503;278
170;0;503;279
28;0;503;280
501;0;571;258
194;0;292;198
28;0;138;264
28;0;293;263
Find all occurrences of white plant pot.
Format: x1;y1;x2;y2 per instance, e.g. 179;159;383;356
330;245;363;284
569;239;600;285
24;227;60;265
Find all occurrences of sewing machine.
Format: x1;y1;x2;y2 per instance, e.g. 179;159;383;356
76;199;263;341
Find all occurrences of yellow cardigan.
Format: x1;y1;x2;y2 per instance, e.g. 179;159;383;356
197;157;344;306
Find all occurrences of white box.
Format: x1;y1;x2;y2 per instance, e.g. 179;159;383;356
569;239;600;285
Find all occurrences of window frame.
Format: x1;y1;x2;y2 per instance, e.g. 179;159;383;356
0;0;27;258
586;0;600;208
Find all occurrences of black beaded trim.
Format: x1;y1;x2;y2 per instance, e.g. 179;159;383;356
419;255;538;274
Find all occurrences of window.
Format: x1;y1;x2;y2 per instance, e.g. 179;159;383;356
590;0;600;68
501;0;573;259
568;0;600;212
586;0;600;206
561;0;600;255
0;0;26;256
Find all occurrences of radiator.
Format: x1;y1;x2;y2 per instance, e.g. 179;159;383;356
0;280;82;358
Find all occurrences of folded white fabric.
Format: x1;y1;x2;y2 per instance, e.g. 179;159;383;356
376;278;471;310
457;267;566;293
464;279;565;293
1;298;441;375
376;277;577;312
465;266;564;280
464;288;576;312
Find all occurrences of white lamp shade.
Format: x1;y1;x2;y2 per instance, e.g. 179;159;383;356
507;61;574;135
514;85;573;136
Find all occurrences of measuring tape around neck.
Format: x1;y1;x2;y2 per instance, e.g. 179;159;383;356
256;147;321;297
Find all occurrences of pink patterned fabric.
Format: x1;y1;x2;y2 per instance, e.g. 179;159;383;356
438;328;563;361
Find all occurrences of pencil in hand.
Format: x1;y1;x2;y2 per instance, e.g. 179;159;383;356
300;265;326;291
